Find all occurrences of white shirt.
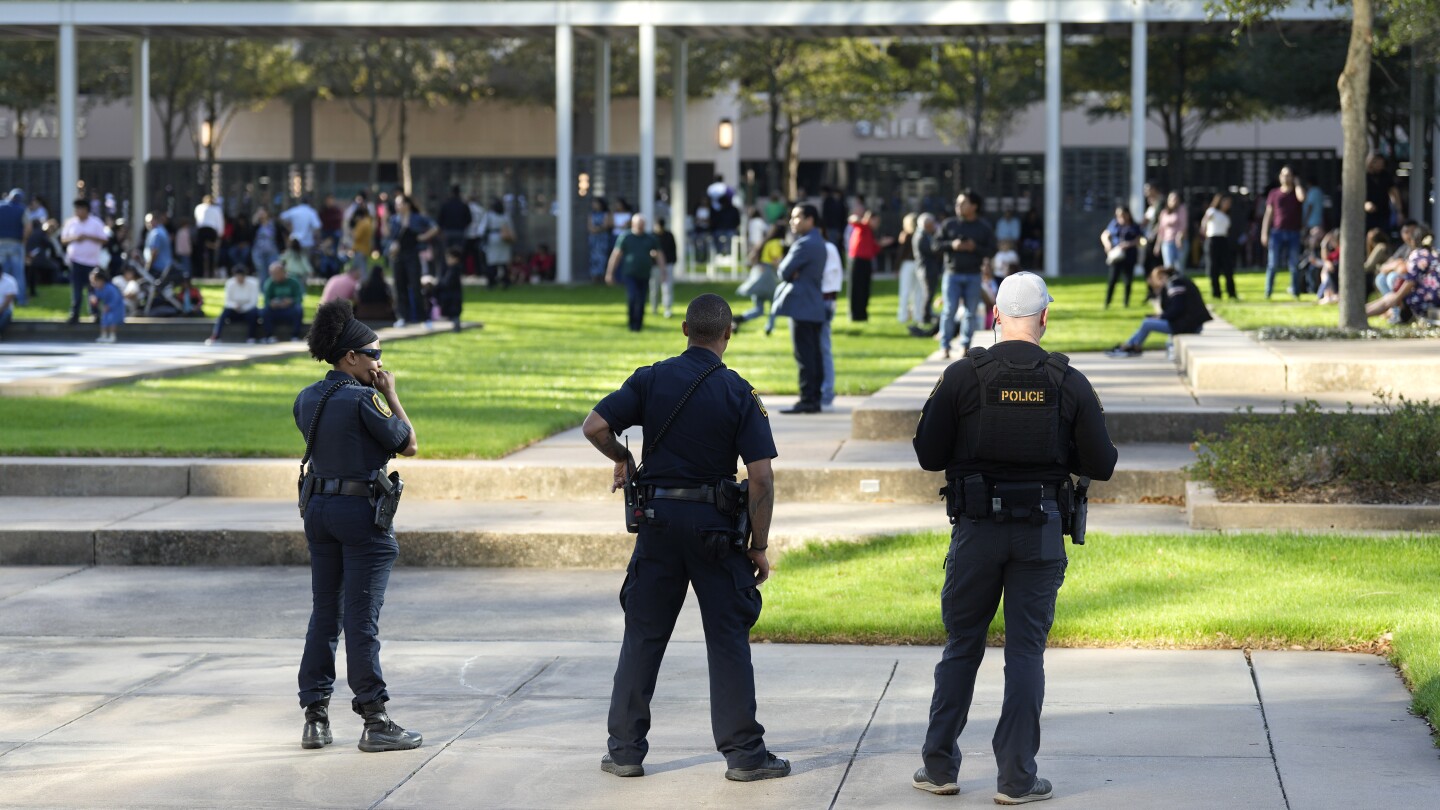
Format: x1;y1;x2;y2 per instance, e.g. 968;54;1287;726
222;275;260;312
194;202;224;232
465;202;487;239
822;241;844;295
0;272;16;314
611;212;632;239
1204;208;1231;238
747;216;768;251
993;249;1020;277
707;181;729;205
280;204;322;248
61;215;110;267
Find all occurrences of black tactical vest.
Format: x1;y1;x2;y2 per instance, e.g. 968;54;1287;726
966;346;1070;466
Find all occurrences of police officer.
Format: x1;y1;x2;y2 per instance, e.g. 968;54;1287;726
294;299;421;753
910;272;1117;804
582;293;791;783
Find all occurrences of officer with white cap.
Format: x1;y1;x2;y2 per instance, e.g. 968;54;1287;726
910;271;1118;804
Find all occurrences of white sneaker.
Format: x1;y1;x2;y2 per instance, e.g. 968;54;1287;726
204;337;217;346
393;319;407;328
95;336;108;343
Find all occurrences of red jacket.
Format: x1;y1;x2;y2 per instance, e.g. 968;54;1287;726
848;221;877;260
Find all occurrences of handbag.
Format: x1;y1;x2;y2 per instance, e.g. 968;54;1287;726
1106;246;1127;265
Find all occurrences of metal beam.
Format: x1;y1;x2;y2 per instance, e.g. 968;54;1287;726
131;37;150;241
639;22;656;225
556;22;574;284
671;36;687;278
1043;19;1060;278
58;22;78;211
1130;17;1147;222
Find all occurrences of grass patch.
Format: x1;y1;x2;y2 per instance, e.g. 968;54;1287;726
755;530;1440;728
2;270;1393;458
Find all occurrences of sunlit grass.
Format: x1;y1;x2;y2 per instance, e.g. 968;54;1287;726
755;530;1440;729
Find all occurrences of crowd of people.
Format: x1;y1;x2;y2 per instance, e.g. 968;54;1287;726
0;183;562;344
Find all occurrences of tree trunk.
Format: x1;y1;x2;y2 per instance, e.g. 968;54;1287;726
766;71;781;197
968;38;985;156
14;113;25;160
1337;0;1373;330
784;113;801;201
398;99;411;195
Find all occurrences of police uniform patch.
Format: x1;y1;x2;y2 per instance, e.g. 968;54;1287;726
751;389;768;418
985;384;1054;407
372;391;394;418
928;376;943;399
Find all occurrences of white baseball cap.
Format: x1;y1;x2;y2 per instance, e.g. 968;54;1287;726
995;271;1054;318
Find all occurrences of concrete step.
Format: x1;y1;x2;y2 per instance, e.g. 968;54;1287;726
0;443;1194;503
0;496;1193;567
3;317;401;344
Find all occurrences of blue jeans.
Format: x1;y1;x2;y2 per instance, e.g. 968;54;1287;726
0;305;11;335
1127;317;1174;349
265;304;304;339
0;242;24;306
211;307;259;341
298;494;399;710
1265;230;1302;297
940;273;983;351
1161;241;1183;270
820;300;836;405
69;262;95;321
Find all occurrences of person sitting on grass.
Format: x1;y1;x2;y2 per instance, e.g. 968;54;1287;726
1366;225;1440;325
262;262;305;343
0;269;16;338
88;268;124;344
206;265;261;345
1105;266;1212;358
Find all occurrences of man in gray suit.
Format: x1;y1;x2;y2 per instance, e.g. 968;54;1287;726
774;204;828;414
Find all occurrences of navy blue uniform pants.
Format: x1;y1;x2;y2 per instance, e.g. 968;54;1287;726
298;494;398;711
608;500;768;769
922;502;1067;797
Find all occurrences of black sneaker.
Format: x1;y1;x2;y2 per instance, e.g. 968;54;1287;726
724;753;791;782
1104;344;1141;359
912;767;959;795
994;776;1052;805
601;753;644;778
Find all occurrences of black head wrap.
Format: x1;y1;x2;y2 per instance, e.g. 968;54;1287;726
327;317;379;363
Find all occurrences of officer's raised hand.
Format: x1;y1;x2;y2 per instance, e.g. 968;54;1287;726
372;368;396;393
610;453;636;493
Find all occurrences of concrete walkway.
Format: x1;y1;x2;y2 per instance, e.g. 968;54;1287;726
0;566;1436;809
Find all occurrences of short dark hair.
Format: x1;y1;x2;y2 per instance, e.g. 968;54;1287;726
958;188;983;210
795;204;819;225
685;293;732;344
73;198;89;210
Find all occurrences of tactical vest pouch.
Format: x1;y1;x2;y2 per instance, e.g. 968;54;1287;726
992;481;1048;526
940;481;962;524
962;474;990;521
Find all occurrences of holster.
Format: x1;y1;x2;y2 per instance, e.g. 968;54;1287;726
701;479;752;560
698;528;748;562
297;471;316;517
372;470;404;531
623;476;646;534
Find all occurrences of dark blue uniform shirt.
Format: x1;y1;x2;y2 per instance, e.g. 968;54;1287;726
294;370;412;481
594;346;777;487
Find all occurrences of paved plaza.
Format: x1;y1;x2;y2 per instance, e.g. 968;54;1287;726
1;565;1438;809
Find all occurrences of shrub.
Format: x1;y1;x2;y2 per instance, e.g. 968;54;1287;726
1188;395;1440;501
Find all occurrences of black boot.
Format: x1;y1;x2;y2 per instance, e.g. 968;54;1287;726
301;698;332;750
356;700;422;753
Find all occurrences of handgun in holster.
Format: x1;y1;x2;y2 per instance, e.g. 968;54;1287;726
1059;476;1089;545
297;471;316;517
372;469;404;531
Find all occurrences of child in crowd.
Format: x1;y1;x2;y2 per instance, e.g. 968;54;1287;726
526;244;556;282
435;247;465;331
115;265;143;317
992;239;1021;278
88;269;124;343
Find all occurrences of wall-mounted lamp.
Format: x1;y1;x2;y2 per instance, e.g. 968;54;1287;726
717;118;734;150
199;120;213;149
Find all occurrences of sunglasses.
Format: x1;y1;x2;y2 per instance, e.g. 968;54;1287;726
353;348;382;361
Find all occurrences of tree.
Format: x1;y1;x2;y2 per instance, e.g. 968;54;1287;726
732;39;902;198
891;37;1045;156
0;42;56;159
1209;0;1425;329
194;40;305;192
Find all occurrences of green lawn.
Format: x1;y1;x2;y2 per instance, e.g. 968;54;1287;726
2;271;1385;458
755;530;1440;730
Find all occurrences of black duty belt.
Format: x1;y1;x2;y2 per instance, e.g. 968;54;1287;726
949;480;1061;499
314;478;375;497
645;485;717;504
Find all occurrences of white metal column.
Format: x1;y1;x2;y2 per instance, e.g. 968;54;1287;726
671;37;688;278
58;22;79;208
595;38;611;156
1130;19;1148;221
1043;20;1061;278
556;23;575;284
1410;51;1424;224
131;38;150;236
638;23;657;226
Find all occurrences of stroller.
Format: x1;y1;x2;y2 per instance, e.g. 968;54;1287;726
134;258;193;316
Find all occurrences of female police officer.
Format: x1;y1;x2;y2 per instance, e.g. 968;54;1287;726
295;299;420;753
